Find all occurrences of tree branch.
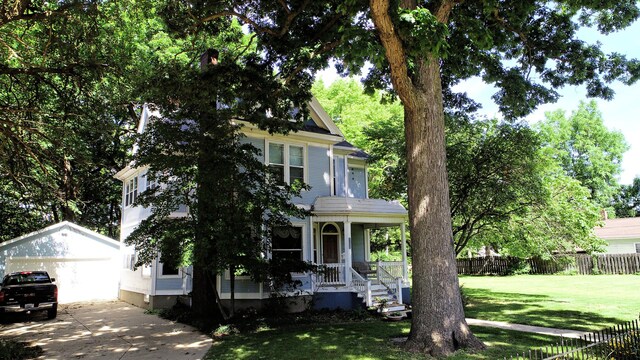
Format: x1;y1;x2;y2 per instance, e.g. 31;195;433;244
369;0;416;105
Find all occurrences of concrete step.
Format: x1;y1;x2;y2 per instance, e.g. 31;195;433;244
371;291;388;297
381;304;406;313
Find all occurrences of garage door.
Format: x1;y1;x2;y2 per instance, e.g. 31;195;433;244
5;257;120;304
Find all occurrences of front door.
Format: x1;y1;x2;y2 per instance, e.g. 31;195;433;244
322;234;339;263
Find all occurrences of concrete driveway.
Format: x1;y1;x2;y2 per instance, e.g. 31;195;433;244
0;301;212;359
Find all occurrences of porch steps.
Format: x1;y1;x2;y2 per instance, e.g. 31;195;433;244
358;283;408;315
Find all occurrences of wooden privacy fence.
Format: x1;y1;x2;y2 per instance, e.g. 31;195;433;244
457;253;640;275
506;318;640;360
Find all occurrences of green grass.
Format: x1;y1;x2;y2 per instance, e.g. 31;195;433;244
205;275;640;359
461;275;640;331
205;320;557;359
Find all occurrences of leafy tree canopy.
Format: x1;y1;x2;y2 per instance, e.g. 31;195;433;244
612;176;640;217
536;100;629;207
0;0;145;239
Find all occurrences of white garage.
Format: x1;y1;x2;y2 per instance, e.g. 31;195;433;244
0;222;121;304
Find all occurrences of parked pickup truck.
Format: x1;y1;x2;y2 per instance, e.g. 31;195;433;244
0;271;58;319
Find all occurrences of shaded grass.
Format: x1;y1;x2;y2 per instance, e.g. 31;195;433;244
0;339;43;360
205;320;558;360
461;275;640;331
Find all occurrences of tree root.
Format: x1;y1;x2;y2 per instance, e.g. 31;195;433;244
404;327;486;357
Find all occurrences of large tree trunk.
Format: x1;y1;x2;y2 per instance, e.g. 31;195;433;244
369;0;484;356
403;55;484;356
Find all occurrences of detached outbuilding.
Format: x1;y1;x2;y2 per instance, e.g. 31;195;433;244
0;221;120;304
594;217;640;254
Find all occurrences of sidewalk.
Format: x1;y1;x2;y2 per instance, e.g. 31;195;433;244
466;318;589;339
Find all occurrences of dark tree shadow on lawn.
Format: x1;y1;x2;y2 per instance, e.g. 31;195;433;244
463;288;623;331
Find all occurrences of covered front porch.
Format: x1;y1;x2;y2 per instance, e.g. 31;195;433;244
310;197;409;307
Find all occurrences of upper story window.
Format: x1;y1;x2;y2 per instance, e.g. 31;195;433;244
124;176;138;207
268;142;305;185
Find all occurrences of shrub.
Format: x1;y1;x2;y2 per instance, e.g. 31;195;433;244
604;330;639;359
507;259;531;275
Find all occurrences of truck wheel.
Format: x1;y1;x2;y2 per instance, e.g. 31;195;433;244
47;305;57;319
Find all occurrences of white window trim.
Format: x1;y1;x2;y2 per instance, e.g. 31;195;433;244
157;261;182;279
265;140;308;185
124;175;139;208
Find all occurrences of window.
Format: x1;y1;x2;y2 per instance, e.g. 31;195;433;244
124;253;136;270
272;226;303;261
3;272;51;286
269;143;285;184
124;176;138;207
268;143;305;185
289;146;304;184
635;243;640;254
161;263;180;276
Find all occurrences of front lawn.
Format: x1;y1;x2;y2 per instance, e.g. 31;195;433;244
205;275;639;359
205;320;557;360
461;275;640;331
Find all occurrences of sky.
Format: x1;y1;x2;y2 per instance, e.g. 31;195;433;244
316;21;640;185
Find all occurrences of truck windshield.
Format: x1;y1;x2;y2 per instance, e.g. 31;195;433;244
4;272;50;285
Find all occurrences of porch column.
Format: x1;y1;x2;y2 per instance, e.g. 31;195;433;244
401;222;408;282
344;221;352;285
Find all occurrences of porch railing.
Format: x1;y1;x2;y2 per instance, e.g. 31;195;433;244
375;261;404;280
374;262;403;304
350;269;372;306
317;263;345;285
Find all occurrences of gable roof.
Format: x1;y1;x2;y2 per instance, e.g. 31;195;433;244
308;97;345;137
0;221;120;250
136;97;343;138
594;218;640;239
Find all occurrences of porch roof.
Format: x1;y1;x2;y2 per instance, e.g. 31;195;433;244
311;197;407;225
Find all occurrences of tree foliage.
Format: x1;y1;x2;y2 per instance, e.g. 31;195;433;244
536;101;629;207
0;0;141;239
612;177;640;218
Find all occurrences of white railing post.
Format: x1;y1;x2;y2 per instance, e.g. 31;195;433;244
344;222;352;286
396;277;403;304
366;280;372;307
377;260;381;281
345;248;352;285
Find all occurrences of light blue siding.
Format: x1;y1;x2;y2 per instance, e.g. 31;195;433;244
298;145;331;204
241;136;265;162
351;224;366;262
348;167;366;199
156;277;183;291
220;277;261;293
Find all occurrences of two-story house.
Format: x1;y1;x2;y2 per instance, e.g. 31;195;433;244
115;98;410;311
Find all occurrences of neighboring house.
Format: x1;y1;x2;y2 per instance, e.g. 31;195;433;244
594;217;640;254
115;98;410;311
0;221;121;304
